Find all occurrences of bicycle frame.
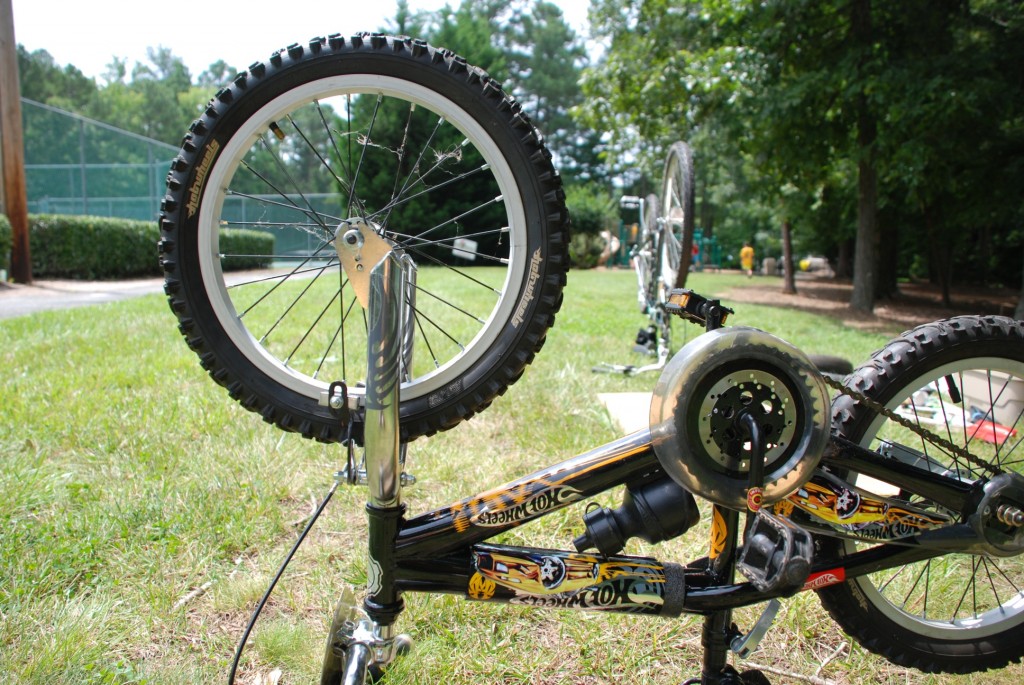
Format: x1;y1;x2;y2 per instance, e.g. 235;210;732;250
593;195;672;376
381;430;959;608
346;246;982;684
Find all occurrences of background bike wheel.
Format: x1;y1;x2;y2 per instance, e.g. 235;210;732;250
160;35;568;443
660;141;695;290
817;315;1024;673
642;192;662;307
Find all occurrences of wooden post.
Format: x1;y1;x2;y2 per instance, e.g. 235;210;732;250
0;0;31;283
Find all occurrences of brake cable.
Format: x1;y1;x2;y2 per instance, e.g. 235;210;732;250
227;382;354;684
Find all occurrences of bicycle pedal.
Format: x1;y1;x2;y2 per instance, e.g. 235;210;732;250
737;510;812;593
666;289;733;329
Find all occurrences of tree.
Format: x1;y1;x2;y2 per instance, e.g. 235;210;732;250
16;45;96;110
581;0;1024;311
504;2;597;183
429;1;511;82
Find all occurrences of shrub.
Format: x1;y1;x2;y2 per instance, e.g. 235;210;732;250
568;233;608;270
565;184;616;269
26;215;273;279
217;229;274;271
30;214;158;279
0;213;11;275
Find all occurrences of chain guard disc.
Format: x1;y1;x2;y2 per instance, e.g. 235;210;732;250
650;327;830;509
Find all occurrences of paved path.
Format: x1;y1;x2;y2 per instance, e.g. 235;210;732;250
0;277;166;320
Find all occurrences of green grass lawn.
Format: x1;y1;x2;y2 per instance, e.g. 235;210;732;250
1;269;1019;684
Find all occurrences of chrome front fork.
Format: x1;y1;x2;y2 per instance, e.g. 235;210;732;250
331;224;415;682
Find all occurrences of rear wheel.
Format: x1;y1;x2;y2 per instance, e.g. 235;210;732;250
660;142;695;290
159;35;568;442
817;316;1024;673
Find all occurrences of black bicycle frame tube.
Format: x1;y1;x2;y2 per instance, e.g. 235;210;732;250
820;436;975;512
380;429;982;619
395;428;662;557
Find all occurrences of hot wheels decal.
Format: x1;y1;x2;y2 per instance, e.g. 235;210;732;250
468;572;497;600
471;546;668;613
802;569;846;592
709;507;728;559
788;472;949;541
469;485;583;528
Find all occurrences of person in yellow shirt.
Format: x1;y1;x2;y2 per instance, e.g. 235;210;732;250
740;242;754;278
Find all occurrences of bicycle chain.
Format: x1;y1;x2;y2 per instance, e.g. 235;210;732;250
822;374;1000;476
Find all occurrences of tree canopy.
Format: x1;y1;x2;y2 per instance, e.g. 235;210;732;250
581;0;1024;309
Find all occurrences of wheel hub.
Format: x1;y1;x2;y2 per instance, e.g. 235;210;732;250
334;218;394;309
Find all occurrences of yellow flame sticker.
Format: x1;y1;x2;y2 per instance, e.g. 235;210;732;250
467;572;496;600
709;507;728;559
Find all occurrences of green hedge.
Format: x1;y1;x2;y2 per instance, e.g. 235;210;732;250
0;214;11;274
29;214;159;279
24;214;272;279
217;229;276;271
566;184;617;270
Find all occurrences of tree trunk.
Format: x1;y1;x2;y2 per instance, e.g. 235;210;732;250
849;0;878;313
850;129;879;311
836;239;853;279
1015;243;1024;320
781;219;797;294
924;203;953;308
700;173;714;238
877;215;899;299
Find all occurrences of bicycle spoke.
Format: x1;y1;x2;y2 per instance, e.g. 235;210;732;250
379;115;446;228
411;306;441;370
413;284;486;324
949;558;976;620
403;195;505;245
316;99;354;190
400;242;502;295
373;163;491;227
254;265;336;346
286;111;352;197
409;303;466;351
311;292;357;381
224;188;344;228
347;93;383;216
253;134;336;238
393;225;510;257
287;285;343;369
236;262;323;318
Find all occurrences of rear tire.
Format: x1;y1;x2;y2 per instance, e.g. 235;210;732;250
817;315;1024;673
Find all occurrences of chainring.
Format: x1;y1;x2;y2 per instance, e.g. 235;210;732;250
650;327;831;509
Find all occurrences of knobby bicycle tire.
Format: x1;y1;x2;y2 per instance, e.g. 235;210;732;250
817;315;1024;673
159;34;569;443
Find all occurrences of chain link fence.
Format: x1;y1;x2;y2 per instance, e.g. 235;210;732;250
22;98;178;222
21;100;338;260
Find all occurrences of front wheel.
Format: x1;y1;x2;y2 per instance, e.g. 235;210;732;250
159;35;568;443
817;315;1024;673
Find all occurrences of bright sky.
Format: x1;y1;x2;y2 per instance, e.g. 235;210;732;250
11;0;593;82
